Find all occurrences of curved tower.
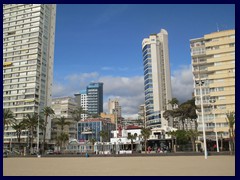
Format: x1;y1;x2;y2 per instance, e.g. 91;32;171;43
142;29;172;128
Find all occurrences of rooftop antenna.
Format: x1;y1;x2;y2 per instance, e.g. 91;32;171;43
216;23;220;32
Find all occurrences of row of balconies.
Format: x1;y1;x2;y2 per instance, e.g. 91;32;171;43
207;54;234;63
206;46;234;56
208;71;234;79
204;37;235;47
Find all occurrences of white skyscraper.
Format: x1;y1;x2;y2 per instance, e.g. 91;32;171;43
3;4;56;144
74;90;88;120
142;29;172;128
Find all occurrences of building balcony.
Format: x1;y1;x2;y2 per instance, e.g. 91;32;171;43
208;80;235;88
207;63;235;72
207;54;234;63
205;38;235;47
210;90;234;97
208;72;234;79
206;47;235;55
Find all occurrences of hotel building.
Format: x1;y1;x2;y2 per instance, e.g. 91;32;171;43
142;29;172;129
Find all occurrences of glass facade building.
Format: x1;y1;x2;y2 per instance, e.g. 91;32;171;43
142;29;172;129
87;82;103;116
78;119;115;142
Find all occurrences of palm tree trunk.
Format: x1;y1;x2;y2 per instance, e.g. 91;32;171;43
131;140;133;151
231;128;235;152
221;135;223;151
171;137;174;152
192;138;196;152
30;128;34;154
144;140;147;154
18;133;21;155
42;115;48;154
182;119;185;130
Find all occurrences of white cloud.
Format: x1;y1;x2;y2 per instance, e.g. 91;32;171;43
171;65;194;103
52;65;193;118
52;72;100;98
52;73;144;117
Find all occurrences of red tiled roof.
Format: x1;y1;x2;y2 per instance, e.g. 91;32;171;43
126;125;141;130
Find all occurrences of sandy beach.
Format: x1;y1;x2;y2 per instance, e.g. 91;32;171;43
3;156;235;176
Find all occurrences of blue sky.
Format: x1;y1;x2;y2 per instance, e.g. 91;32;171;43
52;4;235;118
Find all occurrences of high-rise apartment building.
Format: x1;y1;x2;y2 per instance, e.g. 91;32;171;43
191;29;235;141
142;29;172;129
86;82;103;116
108;98;122;117
138;104;146;127
74;90;88;120
51;97;77;140
3;4;56;143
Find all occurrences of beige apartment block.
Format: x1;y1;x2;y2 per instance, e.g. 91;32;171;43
51;97;77;141
191;29;235;140
108;98;122;118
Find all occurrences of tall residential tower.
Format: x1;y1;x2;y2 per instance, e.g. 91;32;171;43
142;29;172;129
87;82;104;116
3;4;56;143
191;29;235;141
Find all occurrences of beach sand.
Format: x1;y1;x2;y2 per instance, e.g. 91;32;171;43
3;156;235;176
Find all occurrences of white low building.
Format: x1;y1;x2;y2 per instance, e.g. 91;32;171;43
149;126;177;140
110;125;143;154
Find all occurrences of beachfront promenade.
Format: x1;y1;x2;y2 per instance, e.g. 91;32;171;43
4;155;235;176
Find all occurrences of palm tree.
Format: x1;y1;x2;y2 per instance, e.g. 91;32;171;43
89;138;96;153
163;98;197;130
41;106;55;154
186;130;199;152
99;130;108;142
226;111;235;154
54;116;71;133
141;128;151;154
22;113;39;154
127;133;138;151
4;109;16;130
12;121;25;154
71;106;88;122
99;130;109;153
58;132;69;153
166;131;177;152
168;98;179;109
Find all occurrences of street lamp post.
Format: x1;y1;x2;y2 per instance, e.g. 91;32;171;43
196;80;208;159
209;99;219;152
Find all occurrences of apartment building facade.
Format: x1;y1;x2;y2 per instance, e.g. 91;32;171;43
51;97;77;140
142;29;172;129
191;29;235;141
3;4;56;144
86;82;104;116
74;90;88;120
108;98;122;117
